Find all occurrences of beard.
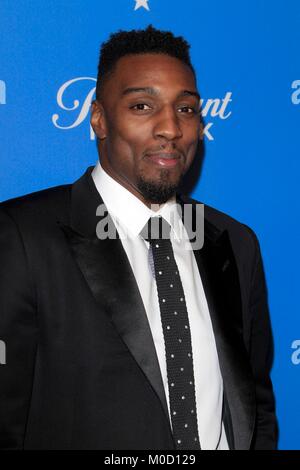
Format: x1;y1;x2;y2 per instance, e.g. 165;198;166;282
137;169;183;204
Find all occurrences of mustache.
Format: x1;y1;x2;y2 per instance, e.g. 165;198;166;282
144;145;183;158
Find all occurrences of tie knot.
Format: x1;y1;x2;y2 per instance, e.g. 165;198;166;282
140;216;171;242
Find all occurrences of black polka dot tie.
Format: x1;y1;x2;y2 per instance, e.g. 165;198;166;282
141;216;201;450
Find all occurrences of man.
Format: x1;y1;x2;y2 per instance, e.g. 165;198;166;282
0;25;277;450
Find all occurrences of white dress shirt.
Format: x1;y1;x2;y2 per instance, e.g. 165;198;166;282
92;161;229;450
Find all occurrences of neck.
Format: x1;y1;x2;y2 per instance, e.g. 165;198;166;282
100;160;167;210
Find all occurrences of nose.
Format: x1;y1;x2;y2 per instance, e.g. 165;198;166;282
153;106;183;142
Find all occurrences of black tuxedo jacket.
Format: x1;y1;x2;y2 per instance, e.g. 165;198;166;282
0;166;277;450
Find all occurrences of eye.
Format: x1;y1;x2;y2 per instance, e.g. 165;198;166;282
178;106;197;114
130;103;152;111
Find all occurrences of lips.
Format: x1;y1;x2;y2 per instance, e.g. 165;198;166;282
146;152;181;168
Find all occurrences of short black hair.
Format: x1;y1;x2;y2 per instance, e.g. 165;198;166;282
96;24;196;101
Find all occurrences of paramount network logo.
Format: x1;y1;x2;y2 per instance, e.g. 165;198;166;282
0;80;6;104
134;0;150;11
291;80;300;104
291;340;300;365
52;77;96;139
200;92;232;140
52;77;232;142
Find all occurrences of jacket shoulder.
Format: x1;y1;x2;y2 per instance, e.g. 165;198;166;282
179;193;259;255
0;184;72;223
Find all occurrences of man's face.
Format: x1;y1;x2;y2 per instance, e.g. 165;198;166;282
91;53;201;206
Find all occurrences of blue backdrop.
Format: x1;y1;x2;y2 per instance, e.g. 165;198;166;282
0;0;299;449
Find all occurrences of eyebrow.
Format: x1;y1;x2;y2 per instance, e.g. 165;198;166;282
121;86;200;101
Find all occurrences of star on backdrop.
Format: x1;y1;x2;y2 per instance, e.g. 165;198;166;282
134;0;150;11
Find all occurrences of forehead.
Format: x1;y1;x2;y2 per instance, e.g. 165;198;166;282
104;53;197;97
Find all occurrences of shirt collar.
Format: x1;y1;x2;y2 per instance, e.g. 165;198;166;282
91;161;183;240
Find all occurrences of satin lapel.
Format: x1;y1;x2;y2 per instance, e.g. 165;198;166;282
58;167;171;424
177;195;256;450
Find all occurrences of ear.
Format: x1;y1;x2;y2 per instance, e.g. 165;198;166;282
90;100;107;140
